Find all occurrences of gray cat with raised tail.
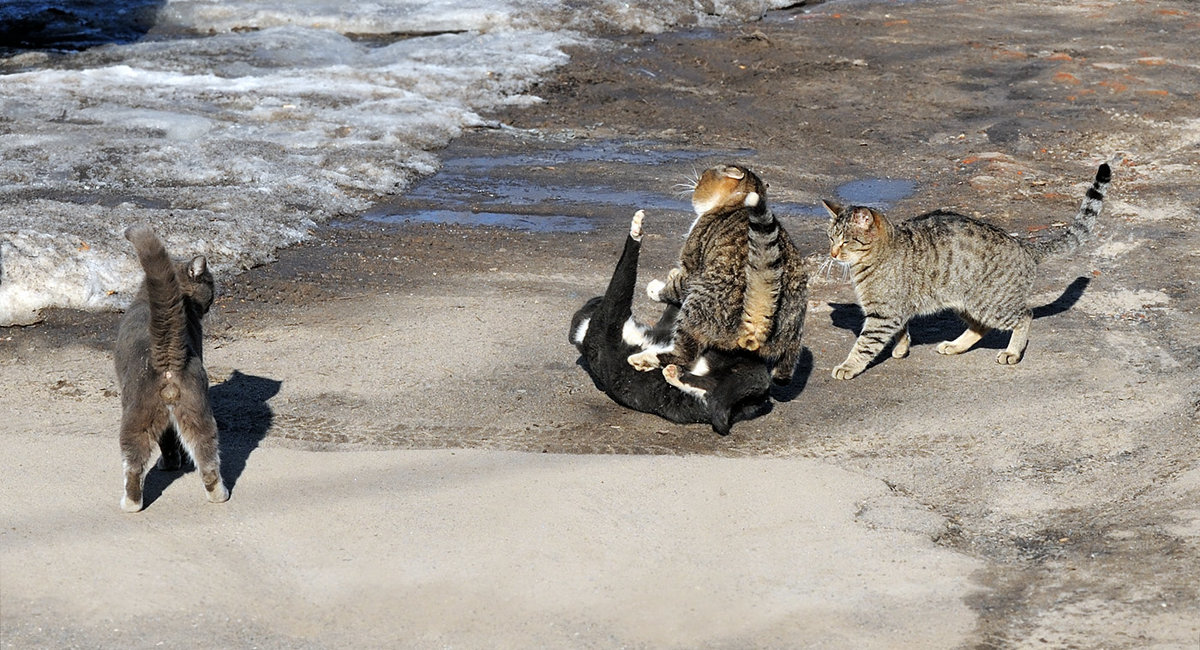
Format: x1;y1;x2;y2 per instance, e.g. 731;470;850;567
114;225;228;511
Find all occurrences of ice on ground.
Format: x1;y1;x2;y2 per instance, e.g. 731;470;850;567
0;0;796;325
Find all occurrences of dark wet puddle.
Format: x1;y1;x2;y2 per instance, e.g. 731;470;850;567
357;134;915;232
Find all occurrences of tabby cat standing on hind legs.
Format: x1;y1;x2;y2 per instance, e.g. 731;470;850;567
822;162;1111;380
628;164;809;386
114;224;228;512
569;210;772;436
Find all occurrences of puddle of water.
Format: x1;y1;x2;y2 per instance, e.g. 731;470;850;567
439;139;755;171
362;139;766;233
359;137;896;233
364;210;592;233
835;178;917;208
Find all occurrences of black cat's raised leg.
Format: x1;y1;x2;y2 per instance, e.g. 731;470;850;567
593;210;645;350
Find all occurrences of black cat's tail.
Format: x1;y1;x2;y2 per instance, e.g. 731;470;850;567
125;224;189;374
737;194;784;352
1030;163;1111;263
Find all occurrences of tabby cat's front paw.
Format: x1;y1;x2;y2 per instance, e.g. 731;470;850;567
627;349;661;371
996;350;1023;365
646;279;667;302
831;362;862;380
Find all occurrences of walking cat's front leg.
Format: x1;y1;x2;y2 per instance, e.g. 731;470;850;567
833;315;905;380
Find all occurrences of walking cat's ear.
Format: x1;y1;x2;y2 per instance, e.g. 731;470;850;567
821;199;843;219
188;256;207;279
850;207;877;232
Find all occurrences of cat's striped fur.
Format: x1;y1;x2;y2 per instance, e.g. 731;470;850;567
632;164;808;386
570;210;772;435
823;162;1111;379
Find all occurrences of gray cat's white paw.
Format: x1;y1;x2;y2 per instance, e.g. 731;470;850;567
208;483;230;503
120;496;143;513
646;279;667;302
627;350;661;371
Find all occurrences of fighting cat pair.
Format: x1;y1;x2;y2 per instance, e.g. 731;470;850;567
572;161;1110;431
571;164;808;435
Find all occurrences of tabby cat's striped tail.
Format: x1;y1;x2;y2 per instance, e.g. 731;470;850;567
1029;163;1111;263
125;224;189;374
737;192;784;351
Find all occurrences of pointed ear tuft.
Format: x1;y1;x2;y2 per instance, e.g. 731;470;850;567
722;166;746;180
744;191;760;208
821;200;842;219
188;256;208;278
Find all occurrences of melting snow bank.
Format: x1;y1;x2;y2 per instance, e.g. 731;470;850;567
0;0;795;325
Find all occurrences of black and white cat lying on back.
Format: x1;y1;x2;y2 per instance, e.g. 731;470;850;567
569;210;771;435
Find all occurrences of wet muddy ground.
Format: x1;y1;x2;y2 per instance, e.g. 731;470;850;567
6;0;1200;647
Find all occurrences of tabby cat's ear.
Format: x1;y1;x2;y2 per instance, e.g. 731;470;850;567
850;207;875;231
821;200;843;219
722;166;746;180
188;256;208;278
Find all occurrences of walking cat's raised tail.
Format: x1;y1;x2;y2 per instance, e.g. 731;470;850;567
1028;162;1111;263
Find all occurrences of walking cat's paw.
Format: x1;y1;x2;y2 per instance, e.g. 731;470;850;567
831;363;861;380
996;350;1023;365
936;341;967;355
646;279;667;302
207;483;230;503
627;350;661;371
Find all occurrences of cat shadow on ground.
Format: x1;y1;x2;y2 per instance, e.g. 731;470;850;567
829;276;1092;361
770;347;814;402
575;346;813;405
140;370;281;508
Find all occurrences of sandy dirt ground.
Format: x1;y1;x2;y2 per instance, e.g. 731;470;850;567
3;0;1200;648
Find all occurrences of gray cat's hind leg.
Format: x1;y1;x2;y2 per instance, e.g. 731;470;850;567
172;391;229;504
120;409;167;513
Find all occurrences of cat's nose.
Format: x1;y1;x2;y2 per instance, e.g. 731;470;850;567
830;244;842;258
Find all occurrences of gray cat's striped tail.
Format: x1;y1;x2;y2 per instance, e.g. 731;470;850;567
737;202;784;351
1030;163;1111;263
125;224;187;374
